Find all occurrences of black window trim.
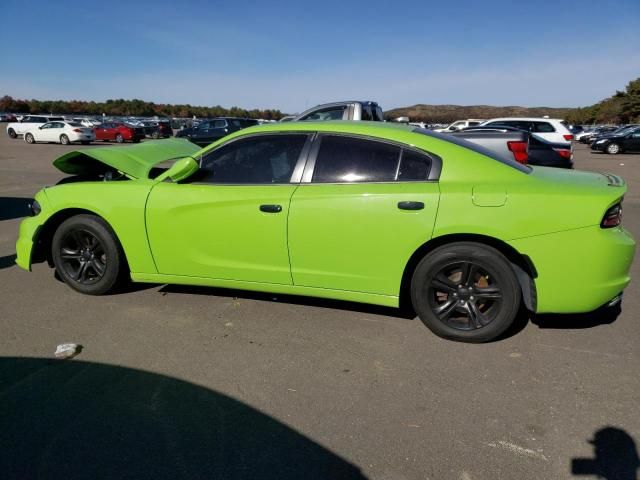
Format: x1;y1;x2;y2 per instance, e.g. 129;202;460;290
191;131;314;186
300;132;442;184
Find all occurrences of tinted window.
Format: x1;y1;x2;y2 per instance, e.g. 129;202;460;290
398;149;431;181
199;134;308;184
312;136;401;183
300;106;346;121
468;121;481;126
48;117;64;121
531;121;556;133
374;106;384;121
212;120;227;128
230;119;259;128
361;105;373;121
32;116;46;123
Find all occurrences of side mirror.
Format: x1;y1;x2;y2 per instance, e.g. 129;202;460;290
155;157;199;183
39;126;43;129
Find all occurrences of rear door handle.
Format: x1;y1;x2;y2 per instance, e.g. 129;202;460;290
398;201;424;211
260;204;282;213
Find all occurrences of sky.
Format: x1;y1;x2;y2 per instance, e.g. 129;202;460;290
1;0;639;113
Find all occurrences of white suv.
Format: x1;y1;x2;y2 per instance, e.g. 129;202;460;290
480;117;573;145
7;114;65;138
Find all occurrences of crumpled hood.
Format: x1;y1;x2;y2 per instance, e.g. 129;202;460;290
53;138;201;179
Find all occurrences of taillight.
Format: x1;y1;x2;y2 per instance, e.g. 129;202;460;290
507;141;528;164
73;128;82;133
601;202;623;228
553;148;572;159
563;134;574;141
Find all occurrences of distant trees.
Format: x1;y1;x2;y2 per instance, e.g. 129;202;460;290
565;78;640;125
0;95;285;120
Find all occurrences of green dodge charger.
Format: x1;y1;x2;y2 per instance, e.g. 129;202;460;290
16;121;635;342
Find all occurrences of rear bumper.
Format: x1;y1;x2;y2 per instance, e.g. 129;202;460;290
509;225;635;313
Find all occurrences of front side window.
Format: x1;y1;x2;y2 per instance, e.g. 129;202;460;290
40;122;53;129
212;120;227;129
361;105;373;121
312;136;401;183
300;106;347;121
198;134;309;184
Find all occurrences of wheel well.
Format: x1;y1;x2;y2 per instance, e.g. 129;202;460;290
399;234;538;311
32;209;128;270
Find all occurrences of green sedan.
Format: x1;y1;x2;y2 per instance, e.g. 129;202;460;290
16;121;635;342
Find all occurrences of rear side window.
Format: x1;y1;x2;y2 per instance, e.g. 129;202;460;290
312;136;400;183
213;120;227;128
531;121;556;133
198;134;308;184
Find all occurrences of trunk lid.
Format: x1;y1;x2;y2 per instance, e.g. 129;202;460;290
53;138;201;179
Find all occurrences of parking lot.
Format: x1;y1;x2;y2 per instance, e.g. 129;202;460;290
1;134;639;479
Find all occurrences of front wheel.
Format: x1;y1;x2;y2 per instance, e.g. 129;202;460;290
606;143;620;155
52;214;127;295
8;128;17;138
25;133;35;144
411;242;521;342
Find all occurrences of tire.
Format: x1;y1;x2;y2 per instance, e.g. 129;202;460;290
52;214;127;295
115;134;124;143
606;143;620;155
60;134;70;145
410;242;521;343
152;131;159;139
8;128;17;139
25;133;35;144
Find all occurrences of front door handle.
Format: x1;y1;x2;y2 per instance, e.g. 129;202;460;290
398;201;424;211
260;204;282;213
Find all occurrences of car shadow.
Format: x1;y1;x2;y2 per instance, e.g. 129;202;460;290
0;197;33;221
571;427;639;479
0;357;367;480
0;253;17;269
531;303;622;330
159;284;416;320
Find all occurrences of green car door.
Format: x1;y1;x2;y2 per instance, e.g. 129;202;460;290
288;134;441;296
145;133;311;284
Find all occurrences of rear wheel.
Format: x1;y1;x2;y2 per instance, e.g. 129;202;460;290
52;214;126;295
152;131;159;139
411;242;521;342
115;133;124;143
606;143;620;155
8;128;17;138
25;133;35;144
60;134;70;145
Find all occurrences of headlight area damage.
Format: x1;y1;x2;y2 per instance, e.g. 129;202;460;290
52;138;201;181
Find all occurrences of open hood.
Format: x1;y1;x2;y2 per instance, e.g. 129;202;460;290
53;138;201;179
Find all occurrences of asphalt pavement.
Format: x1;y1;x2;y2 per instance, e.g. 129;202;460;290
1;133;639;479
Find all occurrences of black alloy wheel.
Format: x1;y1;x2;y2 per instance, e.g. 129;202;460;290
427;261;502;331
58;229;107;285
411;242;521;342
52;214;126;295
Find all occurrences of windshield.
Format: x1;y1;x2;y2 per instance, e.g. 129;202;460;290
413;128;531;173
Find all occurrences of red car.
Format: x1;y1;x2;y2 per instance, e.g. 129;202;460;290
94;123;146;143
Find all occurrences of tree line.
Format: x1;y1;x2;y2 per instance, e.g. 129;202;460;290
0;96;285;120
564;78;640;125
